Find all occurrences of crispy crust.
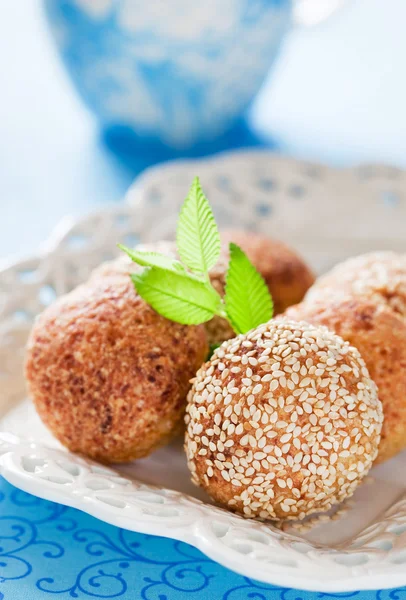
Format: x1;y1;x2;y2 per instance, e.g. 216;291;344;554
25;273;208;463
185;319;382;521
285;297;406;464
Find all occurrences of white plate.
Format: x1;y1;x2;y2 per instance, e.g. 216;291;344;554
1;151;406;592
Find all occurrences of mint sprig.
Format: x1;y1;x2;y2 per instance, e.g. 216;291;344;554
119;177;273;336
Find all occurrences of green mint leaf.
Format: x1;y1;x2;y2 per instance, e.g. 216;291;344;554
118;244;186;274
176;176;221;275
131;267;221;325
224;243;273;335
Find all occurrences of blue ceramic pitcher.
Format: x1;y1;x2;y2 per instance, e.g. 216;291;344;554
43;1;342;151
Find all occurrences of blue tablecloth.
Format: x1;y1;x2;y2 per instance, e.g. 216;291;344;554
0;476;403;600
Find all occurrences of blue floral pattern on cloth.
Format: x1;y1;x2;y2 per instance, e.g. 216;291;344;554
0;477;405;599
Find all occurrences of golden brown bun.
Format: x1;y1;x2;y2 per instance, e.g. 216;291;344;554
306;252;406;319
185;319;382;521
26;273;208;463
285;297;406;464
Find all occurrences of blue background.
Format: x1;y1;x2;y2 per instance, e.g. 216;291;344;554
1;1;406;597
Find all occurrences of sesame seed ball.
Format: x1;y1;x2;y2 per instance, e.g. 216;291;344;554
26;271;208;463
185;319;383;521
305;252;406;319
285;296;406;464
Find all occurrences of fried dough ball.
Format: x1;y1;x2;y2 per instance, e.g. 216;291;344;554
26;272;208;463
185;319;382;521
285;297;406;463
305;252;406;319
